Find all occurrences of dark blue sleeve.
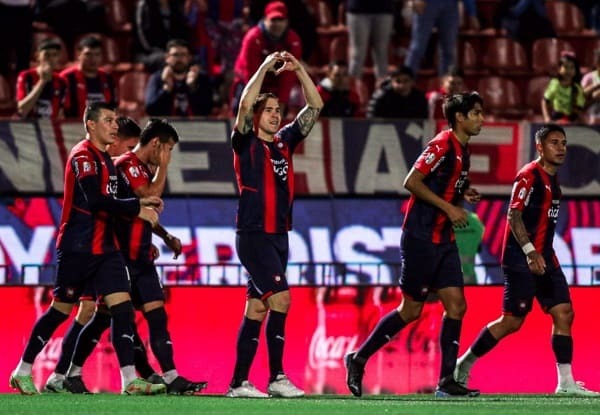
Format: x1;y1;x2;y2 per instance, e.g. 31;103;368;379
145;71;172;116
78;175;140;217
232;128;253;154
279;121;306;152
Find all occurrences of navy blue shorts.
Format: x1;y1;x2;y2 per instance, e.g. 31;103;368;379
236;232;289;300
399;232;463;302
53;250;131;303
502;266;571;317
129;261;165;308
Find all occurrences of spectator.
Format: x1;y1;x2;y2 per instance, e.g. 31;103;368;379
16;38;68;120
318;0;345;27
231;1;302;116
426;66;466;119
145;38;213;116
0;0;33;77
581;49;600;124
346;0;394;104
248;0;317;62
317;60;360;118
134;0;190;72
493;0;555;47
541;53;585;124
60;36;118;120
405;0;480;78
367;66;428;119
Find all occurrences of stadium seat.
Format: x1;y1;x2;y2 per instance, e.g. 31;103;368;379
531;38;576;75
329;33;348;63
118;72;148;119
525;76;550;121
103;0;133;33
460;40;487;76
546;1;588;36
0;74;17;117
477;76;525;119
482;38;529;75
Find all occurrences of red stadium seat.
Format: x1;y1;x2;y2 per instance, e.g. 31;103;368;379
525;76;550;120
531;38;576;75
546;1;587;35
118;71;148;119
104;0;133;33
477;76;525;119
483;38;529;75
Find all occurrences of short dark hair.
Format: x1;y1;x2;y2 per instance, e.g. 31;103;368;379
166;38;190;52
139;118;179;145
443;91;483;129
534;124;566;144
389;66;414;80
117;116;141;138
78;35;103;50
83;102;116;124
38;38;61;52
252;92;278;114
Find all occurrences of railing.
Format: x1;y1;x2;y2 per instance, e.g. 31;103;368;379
2;263;600;286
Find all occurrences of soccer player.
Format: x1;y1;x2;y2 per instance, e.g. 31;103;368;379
63;119;204;395
9;102;166;395
455;124;600;396
345;92;484;398
225;51;323;398
44;116;163;393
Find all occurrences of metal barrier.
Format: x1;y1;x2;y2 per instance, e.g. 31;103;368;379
4;262;600;286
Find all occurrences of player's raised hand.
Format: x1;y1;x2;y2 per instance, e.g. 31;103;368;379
464;187;481;204
158;142;172;166
274;51;301;75
140;195;164;213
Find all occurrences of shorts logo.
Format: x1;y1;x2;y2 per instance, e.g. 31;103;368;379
420;287;429;296
273;274;282;283
66;287;75;298
519;301;527;310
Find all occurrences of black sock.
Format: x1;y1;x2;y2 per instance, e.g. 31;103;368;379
132;324;155;379
355;310;406;363
22;307;69;363
471;327;499;358
54;320;84;374
439;316;462;380
109;301;135;367
71;311;111;367
145;307;175;373
552;334;573;364
266;310;287;382
231;317;262;388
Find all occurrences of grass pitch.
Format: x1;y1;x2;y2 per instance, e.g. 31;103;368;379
1;393;600;415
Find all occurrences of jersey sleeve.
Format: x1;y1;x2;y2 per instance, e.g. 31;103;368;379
413;137;450;176
118;158;148;192
72;150;98;180
231;128;253;154
509;170;535;211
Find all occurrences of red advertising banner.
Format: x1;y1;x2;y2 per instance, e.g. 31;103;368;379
2;286;599;394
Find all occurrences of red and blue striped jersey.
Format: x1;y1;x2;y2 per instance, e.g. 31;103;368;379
16;69;68;119
403;129;471;243
232;121;305;233
502;160;561;270
56;140;140;254
114;152;155;264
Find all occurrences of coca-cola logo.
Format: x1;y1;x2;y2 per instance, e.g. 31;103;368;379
308;325;358;369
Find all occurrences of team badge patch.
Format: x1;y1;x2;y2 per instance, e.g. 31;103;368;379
129;166;140;178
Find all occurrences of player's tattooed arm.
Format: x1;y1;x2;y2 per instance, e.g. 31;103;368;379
297;106;321;136
507;208;531;246
238;112;254;135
